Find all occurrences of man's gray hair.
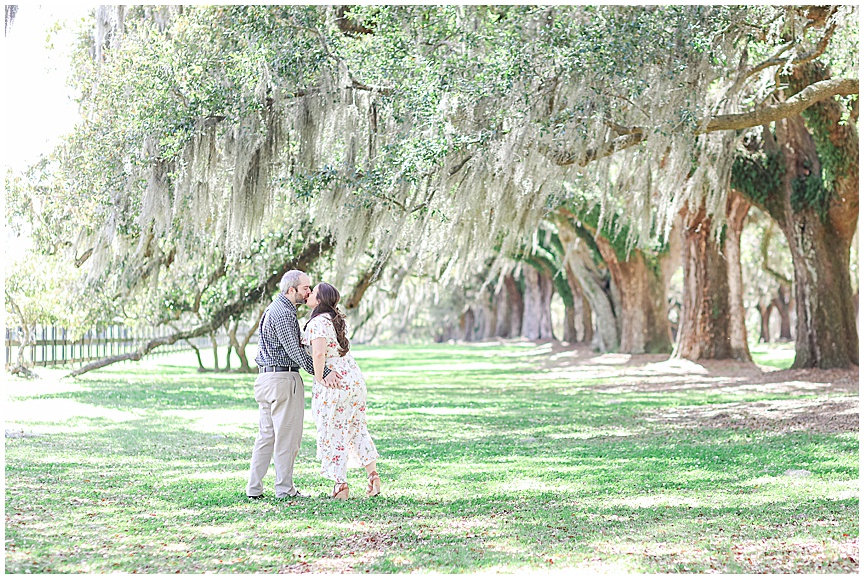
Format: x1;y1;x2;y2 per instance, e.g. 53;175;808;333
279;270;306;294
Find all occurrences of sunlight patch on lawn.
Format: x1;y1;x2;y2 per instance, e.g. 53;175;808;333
185;470;248;481
502;478;562;492
596;377;734;394
603;494;708;509
741;476;858;494
532;369;620;382
643;358;710;375
738;380;848;394
412;407;488;415
198;525;232;536
6;399;140;425
547;428;638;440
160;409;257;434
353;349;431;359
587;353;632;365
367;361;524;374
4;368;85;397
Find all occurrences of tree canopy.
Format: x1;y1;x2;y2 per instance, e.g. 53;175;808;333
5;4;858;369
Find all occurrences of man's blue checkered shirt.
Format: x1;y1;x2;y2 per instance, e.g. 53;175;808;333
255;293;330;377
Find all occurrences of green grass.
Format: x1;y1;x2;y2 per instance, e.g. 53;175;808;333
750;341;796;370
5;343;858;573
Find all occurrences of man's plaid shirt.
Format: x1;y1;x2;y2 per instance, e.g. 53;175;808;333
255;293;330;377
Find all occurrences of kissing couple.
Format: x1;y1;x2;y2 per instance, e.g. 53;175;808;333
245;269;381;501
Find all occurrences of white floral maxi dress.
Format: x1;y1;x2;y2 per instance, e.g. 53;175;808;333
302;314;379;482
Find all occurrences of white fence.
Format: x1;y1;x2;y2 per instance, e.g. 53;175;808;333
4;325;232;368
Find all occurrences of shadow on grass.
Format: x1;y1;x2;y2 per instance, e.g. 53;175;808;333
5;343;857;573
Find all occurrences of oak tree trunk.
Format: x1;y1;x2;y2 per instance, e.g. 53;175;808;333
9;323;38;377
185;338;206;370
209;332;220;370
725;190;753;361
782;206;857;367
227;318;259;373
562;302;578;343
770;82;858;368
772;285;793;341
557;220;618;351
234;313;261;373
673;205;733;360
752;63;859;368
473;303;494;340
757;301;774;343
495;273;524;338
493;283;512;338
17;324;34;370
459;307;475;341
223;322;233;371
520;264;554;340
593;239;671;354
565;262;593;343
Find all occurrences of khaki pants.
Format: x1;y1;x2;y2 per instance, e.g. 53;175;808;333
246;371;305;498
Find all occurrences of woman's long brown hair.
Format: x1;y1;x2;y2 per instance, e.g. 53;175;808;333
304;282;350;356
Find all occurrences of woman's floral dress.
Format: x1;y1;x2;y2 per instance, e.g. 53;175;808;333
302;314;379;483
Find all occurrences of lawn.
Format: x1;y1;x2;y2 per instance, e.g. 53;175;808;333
5;342;858;573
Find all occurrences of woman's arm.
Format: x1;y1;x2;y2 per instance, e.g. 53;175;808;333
310;336;328;384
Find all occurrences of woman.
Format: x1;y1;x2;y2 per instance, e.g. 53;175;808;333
302;282;381;500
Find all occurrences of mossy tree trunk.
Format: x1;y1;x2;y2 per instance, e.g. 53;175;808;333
522;238;581;343
561;301;578;343
227;305;263;373
740;63;859;368
458;308;475;341
557;207;669;354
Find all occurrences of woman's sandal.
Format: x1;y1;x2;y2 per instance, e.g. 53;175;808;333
331;482;349;500
367;471;382;498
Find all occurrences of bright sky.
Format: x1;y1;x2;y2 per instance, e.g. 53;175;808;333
2;4;96;172
3;5;96;264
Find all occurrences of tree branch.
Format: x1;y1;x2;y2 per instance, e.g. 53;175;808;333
343;259;387;310
705;78;858;132
449;154;474;176
760;222;792;286
74;247;93;268
334;6;374;36
304;21;394;96
192;258;227;314
67;238;332;377
734;7;839;92
547;77;858;167
545;131;645;167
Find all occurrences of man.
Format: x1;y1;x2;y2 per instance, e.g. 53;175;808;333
246;269;340;499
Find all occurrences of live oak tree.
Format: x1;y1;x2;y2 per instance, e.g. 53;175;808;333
3;252;82;377
10;5;859;371
342;5;858;364
557;200;672;355
732;61;858;368
535;6;858;366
